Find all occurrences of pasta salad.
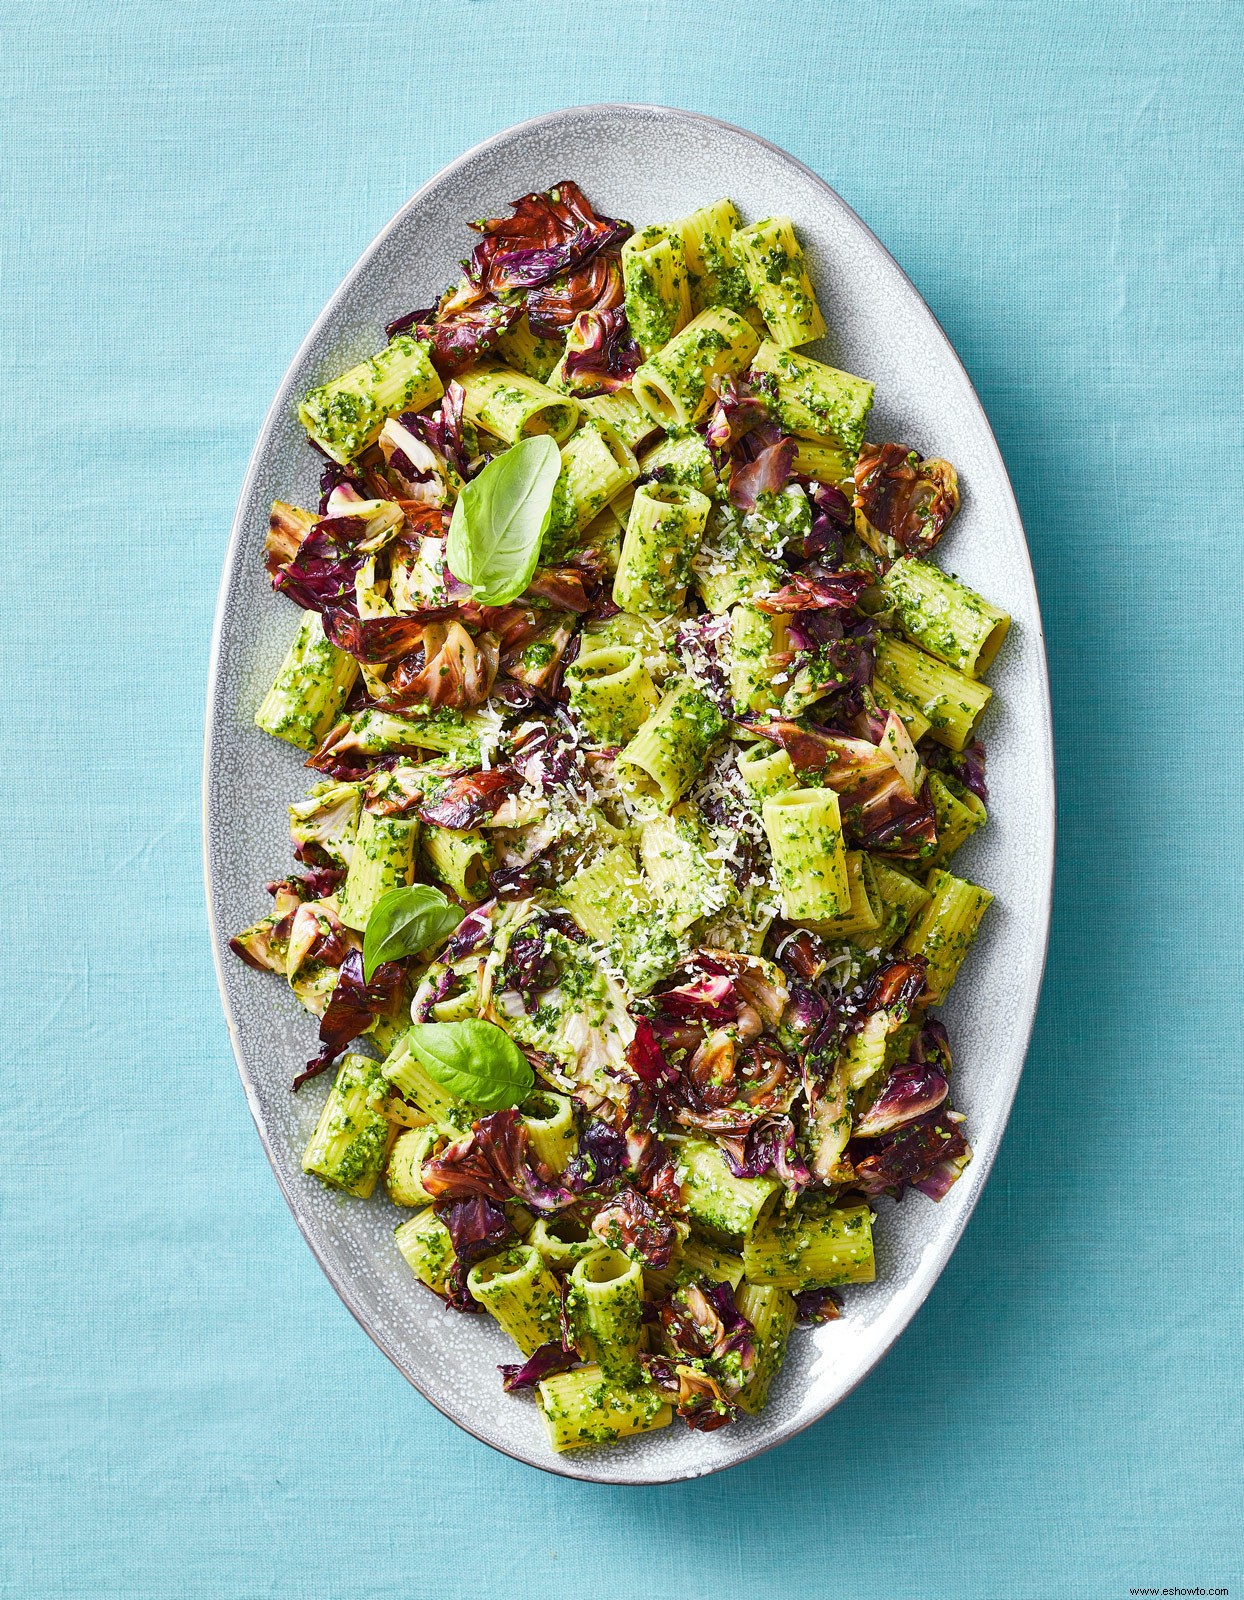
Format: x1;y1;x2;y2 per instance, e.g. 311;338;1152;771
231;181;1007;1452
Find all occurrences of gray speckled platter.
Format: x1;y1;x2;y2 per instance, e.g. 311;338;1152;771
203;105;1054;1483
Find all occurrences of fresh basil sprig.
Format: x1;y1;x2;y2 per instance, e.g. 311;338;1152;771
445;434;561;605
362;885;463;980
406;1018;534;1111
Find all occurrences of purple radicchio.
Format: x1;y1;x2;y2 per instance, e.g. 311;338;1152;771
672;612;734;716
590;1186;678;1268
292;950;404;1089
794;1287;843;1324
923;738;989;805
398;382;473;479
847;1107;972;1201
852;1062;950;1138
565;1118;629;1191
799;480;855;564
421;1109;575;1212
720;1115;811;1192
659;1280;756;1390
560;307;642;396
438;1194;515;1273
643;1355;738;1432
728;434;796;512
499;1341;578;1392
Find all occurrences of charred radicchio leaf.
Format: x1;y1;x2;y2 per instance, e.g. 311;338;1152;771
565;1118;629;1191
422;1109;575;1211
728;436;795;511
721;1115;811;1191
659;1280;756;1391
322;610;450;663
443;902;496;962
467;181;630;294
590;1186;678;1268
923;738;989;805
854;443;960;565
848;1107;971;1200
625;1018;676;1088
317;950;405;1058
853;1063;950;1137
754;570;871;614
560;307;642;396
437;1194;515;1270
416;767;520;829
499;1341;578;1392
794;1287;843;1324
643;1356;738;1432
526;254;625;337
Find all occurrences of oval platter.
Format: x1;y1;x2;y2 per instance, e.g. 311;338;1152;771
203;104;1055;1483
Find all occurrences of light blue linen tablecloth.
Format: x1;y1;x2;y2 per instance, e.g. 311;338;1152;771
2;3;1241;1596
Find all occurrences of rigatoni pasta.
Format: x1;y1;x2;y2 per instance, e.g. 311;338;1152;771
234;177;1007;1454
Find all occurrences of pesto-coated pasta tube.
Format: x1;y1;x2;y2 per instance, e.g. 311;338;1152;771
492;315;564;383
927;773;987;870
637;430;718;494
302;1054;392;1199
560;843;655;944
750;340;874;461
881;556;1011;679
385;1123;445;1207
467;1244;564;1356
644;1236;746;1300
790;438;856;485
622;223;692;358
325;706;483;762
690;512;784;613
583;611;676;680
577;385;659;452
867;856;933;948
421;823;493;902
381;1030;461;1124
254;611;359;753
872;677;933;744
394;1206;454;1295
873;636;992;752
733;1283;797;1415
298;335;443;464
566;644;659;745
543;420;640;558
679;1139;780;1242
762;787;851;921
677;197;753;314
731;215;827;348
809;850;884;940
638;804;732;934
727;606;788;714
520;1091;577;1174
456;362;580;445
632;307;761;429
613;483;712;615
743;1202;876;1291
902;868;993;1004
527;1215;599;1273
337;809;419;932
736;742;797;804
616;679;725;808
566;1246;645;1381
537;1366;672;1452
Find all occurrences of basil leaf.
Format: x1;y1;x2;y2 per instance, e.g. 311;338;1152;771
362;885;464;981
445;434;561;605
406;1018;534;1111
